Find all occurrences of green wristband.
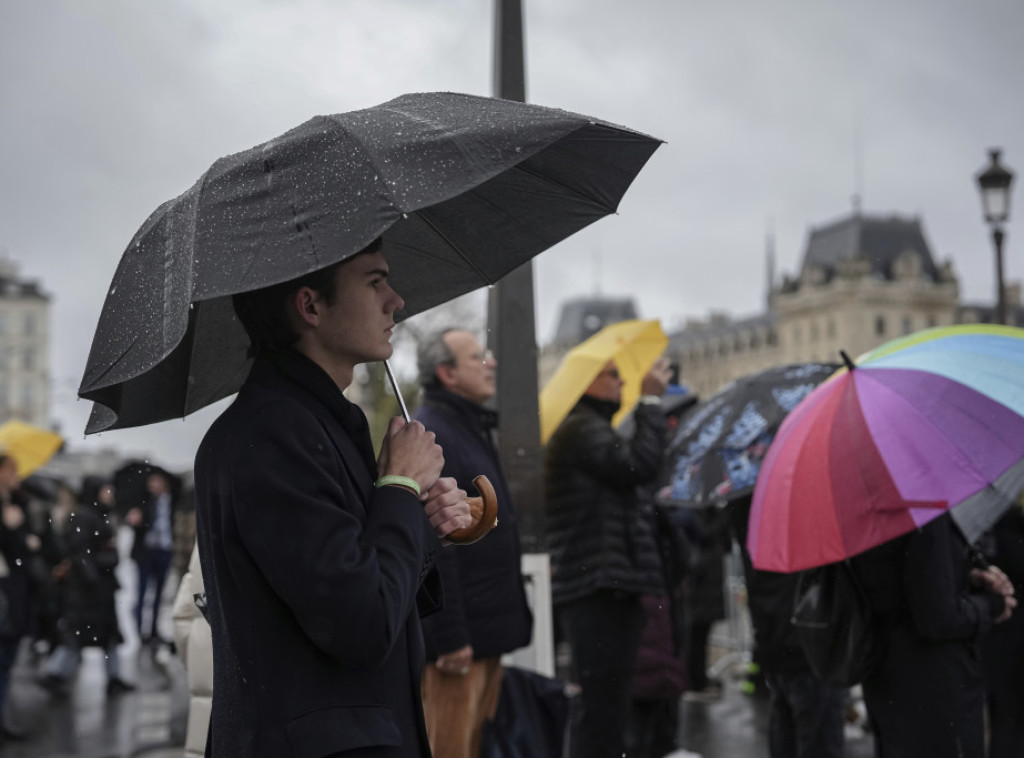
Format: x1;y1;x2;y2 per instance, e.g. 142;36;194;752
374;475;421;497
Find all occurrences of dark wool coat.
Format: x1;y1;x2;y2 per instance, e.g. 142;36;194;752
856;516;1006;758
544;396;667;606
414;388;532;661
195;351;441;758
59;495;122;648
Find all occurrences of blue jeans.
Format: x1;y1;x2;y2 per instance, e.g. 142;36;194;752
134;548;173;638
765;669;845;758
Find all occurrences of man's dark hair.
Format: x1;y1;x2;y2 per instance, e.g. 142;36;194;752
233;237;382;356
416;328;460;391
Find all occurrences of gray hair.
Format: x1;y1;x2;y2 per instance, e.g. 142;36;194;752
416;328;460;390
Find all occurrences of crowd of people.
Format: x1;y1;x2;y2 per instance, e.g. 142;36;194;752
0;454;197;748
0;242;1020;758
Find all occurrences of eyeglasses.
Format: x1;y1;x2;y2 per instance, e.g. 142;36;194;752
597;368;621;380
469;349;495;364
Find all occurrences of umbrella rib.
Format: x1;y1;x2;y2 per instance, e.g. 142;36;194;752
413;211;494;284
513;161;617;214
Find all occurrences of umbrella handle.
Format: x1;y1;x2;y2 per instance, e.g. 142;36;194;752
446;475;499;545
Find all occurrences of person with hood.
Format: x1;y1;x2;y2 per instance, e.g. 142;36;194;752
39;476;135;697
544;356;671;758
413;328;533;758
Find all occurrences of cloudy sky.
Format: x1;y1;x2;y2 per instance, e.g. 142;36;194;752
1;0;1022;471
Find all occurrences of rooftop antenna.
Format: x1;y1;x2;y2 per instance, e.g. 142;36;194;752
852;112;864;215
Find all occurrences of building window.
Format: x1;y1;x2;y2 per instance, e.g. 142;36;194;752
23;348;34;371
23;312;36;336
0;313;6;334
927;315;937;328
750;333;761;349
810;321;819;341
767;329;778;346
793;325;802;344
20;382;33;411
875;316;886;336
902;316;913;335
827;319;836;338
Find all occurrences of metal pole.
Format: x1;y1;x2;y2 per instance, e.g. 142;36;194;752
994;227;1007;326
489;0;545;552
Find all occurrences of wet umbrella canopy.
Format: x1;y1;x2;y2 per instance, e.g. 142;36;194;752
78;92;661;432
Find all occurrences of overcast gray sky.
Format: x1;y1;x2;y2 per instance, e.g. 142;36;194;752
1;0;1022;471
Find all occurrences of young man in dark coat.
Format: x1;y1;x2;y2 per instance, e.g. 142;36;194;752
413;328;533;758
194;240;472;758
544;357;671;758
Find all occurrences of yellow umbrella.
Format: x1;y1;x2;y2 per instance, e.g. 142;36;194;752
0;420;64;477
540;319;668;444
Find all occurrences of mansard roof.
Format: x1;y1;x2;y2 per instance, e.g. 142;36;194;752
551;296;638;346
801;212;940;282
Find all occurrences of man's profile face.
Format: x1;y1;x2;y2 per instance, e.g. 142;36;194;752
584;360;624;403
310;250;405;368
440;330;497;405
0;458;19;492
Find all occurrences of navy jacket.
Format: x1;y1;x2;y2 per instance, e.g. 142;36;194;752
413;388;532;660
195;351;440;757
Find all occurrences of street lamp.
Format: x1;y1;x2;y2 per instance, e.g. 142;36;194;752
975;149;1015;325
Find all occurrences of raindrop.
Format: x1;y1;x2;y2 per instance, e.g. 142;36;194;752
15;559;21;567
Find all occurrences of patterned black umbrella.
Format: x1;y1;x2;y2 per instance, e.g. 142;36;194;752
657;363;839;507
78;92;661;432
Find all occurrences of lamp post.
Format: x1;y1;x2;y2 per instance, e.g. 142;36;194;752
975;149;1015;325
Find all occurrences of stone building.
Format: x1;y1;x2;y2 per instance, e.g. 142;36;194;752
668;210;1020;400
0;258;51;426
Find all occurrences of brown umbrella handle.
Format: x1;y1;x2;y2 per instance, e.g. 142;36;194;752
446;475;499;545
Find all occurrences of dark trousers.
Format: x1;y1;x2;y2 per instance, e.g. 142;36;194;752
559;591;645;758
626;697;679;758
0;638;19;718
764;669;845;758
686;621;713;691
134;548;173;638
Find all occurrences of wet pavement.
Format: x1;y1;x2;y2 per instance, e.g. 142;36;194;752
0;524;878;758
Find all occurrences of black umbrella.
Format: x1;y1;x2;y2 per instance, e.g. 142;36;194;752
78;92;661;432
656;363;839;507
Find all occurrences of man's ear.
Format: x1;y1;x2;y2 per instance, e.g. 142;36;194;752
292;287;320;328
435;362;457;390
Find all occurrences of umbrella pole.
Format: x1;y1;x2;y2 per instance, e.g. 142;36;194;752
384;360;411;423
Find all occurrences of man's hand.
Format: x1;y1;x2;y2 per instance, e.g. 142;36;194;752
377;416;445;495
423;477;472;541
1;503;24;530
971;565;1017;623
124;507;142;527
436;644;474;676
640;356;672;397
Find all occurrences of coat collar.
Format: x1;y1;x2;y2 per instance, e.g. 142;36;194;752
421;387;498;432
252;349;379;481
575;394;621;421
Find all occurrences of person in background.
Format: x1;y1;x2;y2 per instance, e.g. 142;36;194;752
0;454;41;744
172;542;211;758
414;328;533;758
980;496;1024;758
855;514;1016;757
126;471;176;645
39;476;135;697
728;493;845;758
545;356;672;758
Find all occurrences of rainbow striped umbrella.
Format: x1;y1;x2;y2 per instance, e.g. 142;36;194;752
748;324;1024;573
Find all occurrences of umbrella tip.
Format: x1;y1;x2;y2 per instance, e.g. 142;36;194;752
839;349;856;371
